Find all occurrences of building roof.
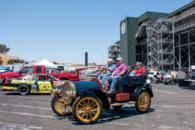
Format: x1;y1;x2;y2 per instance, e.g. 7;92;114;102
137;11;168;25
168;0;195;17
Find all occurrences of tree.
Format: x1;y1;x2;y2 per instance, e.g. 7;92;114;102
7;59;25;65
0;44;10;54
0;57;2;65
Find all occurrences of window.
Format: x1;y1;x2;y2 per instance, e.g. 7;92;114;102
36;66;42;73
190;30;195;43
46;68;60;73
174;35;179;46
37;75;46;80
180;33;188;45
20;67;34;74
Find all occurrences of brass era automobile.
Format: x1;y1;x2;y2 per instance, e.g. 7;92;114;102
51;74;153;124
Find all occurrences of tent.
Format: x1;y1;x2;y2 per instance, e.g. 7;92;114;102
36;58;57;68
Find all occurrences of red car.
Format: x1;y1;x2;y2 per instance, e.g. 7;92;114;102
0;65;80;85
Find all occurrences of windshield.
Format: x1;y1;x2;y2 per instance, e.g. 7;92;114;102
18;74;36;80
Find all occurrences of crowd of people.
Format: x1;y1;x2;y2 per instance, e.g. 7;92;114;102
97;58;146;94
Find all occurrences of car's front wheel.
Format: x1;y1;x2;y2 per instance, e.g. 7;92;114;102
18;85;30;96
135;90;151;113
72;95;102;124
51;96;72;116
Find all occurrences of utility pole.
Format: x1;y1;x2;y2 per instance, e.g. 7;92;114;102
85;52;88;66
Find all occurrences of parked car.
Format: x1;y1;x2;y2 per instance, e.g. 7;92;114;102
0;65;80;85
147;71;157;82
179;66;195;89
51;74;153;124
0;66;12;73
2;74;64;95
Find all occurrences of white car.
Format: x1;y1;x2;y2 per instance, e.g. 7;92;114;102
147;71;157;81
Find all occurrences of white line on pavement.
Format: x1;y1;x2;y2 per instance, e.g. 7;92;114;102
0;110;56;119
0;121;43;130
0;98;49;105
152;104;177;108
153;89;176;95
0;103;50;110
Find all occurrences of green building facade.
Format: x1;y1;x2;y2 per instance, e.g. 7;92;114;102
119;12;168;66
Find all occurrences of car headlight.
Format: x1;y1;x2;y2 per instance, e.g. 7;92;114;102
62;81;76;99
52;81;76;104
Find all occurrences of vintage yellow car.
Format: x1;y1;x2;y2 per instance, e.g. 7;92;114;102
2;74;64;95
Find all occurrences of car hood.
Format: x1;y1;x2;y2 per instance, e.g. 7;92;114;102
73;81;100;93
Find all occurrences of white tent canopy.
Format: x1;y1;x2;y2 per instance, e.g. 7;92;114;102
36;58;57;68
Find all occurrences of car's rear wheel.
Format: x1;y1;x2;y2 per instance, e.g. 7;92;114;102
18;85;30;96
135;91;151;113
72;95;102;124
51;96;72;116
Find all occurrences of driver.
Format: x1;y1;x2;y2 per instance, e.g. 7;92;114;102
98;58;116;82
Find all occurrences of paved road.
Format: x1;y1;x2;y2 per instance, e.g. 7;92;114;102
0;84;195;130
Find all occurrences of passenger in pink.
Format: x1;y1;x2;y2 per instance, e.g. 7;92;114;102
106;58;128;94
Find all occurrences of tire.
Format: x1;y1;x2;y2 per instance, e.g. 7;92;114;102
51;96;72;116
18;85;30;96
1;78;6;85
72;95;102;124
190;83;195;90
135;91;151;113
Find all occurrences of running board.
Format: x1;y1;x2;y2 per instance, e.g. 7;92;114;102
111;101;136;107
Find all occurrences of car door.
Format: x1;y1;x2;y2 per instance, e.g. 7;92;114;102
37;75;53;91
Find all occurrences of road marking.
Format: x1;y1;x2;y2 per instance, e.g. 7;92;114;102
0;98;49;105
158;125;173;129
0;110;57;119
106;122;192;130
0;121;43;130
152;104;177;108
153;89;176;95
106;122;129;126
21;100;49;105
0;103;50;110
161;105;177;108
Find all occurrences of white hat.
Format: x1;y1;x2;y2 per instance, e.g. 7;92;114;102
136;62;142;66
116;57;123;61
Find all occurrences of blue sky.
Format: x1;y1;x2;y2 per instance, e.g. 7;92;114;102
0;0;192;64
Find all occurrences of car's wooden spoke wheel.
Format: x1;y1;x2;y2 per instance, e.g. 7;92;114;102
73;96;102;124
136;91;151;113
51;96;71;116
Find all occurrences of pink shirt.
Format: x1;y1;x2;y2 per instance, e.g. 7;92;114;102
113;63;128;76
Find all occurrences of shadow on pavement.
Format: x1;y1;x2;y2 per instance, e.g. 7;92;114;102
69;106;155;125
3;92;51;96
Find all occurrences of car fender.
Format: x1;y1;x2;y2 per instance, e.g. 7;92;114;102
132;84;153;101
71;90;97;107
76;89;110;110
77;90;96;97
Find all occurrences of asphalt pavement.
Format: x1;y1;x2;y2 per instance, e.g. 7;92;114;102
0;84;195;130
